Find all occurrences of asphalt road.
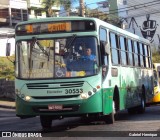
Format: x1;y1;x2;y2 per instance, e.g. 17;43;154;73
0;105;160;138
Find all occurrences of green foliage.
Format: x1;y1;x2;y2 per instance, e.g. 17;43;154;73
42;0;58;17
42;0;77;17
152;51;160;63
0;56;15;80
85;7;121;27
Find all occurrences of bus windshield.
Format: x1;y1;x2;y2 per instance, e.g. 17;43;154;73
16;36;98;79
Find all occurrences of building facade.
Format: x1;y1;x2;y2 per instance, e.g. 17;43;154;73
107;0;159;50
108;0;128;21
27;0;60;19
0;0;61;56
97;0;109;14
0;0;28;26
125;0;160;50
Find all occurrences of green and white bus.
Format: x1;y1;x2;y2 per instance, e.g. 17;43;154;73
10;17;153;129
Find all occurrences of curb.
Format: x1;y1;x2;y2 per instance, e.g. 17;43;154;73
0;104;15;109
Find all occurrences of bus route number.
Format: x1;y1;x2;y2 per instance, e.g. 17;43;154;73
65;89;83;94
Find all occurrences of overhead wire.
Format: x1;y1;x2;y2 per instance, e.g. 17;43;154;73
58;0;160;17
1;0;160;34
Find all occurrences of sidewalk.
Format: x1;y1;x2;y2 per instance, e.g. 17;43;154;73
0;100;15;109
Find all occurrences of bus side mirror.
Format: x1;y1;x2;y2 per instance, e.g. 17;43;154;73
104;42;110;55
154;81;158;87
55;41;60;54
100;41;110;55
6;43;11;56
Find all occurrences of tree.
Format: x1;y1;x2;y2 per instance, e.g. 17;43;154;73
60;0;72;16
42;0;59;17
42;0;78;17
85;7;121;27
152;51;160;63
0;56;15;80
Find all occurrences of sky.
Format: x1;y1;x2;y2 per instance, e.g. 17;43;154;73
73;0;103;9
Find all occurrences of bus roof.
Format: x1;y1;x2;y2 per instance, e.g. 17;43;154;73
16;16;150;44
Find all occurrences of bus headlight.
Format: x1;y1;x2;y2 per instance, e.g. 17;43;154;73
25;96;31;101
20;94;25;98
80;93;88;99
15;89;20;95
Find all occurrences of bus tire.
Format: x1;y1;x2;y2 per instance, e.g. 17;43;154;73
137;88;146;114
128;107;137;114
81;116;91;124
40;115;52;130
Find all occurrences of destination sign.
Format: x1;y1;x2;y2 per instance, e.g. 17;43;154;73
48;22;71;32
16;20;96;36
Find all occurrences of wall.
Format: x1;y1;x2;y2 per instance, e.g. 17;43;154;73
0;79;15;99
126;14;160;50
124;0;160;50
109;0;118;19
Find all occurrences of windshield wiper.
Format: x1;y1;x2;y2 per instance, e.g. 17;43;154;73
32;37;50;60
65;34;77;49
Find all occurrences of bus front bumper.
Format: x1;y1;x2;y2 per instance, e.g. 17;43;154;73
16;92;103;118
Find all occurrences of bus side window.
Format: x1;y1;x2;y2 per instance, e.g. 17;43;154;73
127;39;134;66
120;36;127;66
147;45;152;68
133;41;139;67
110;32;120;65
139;42;144;67
100;41;109;79
143;44;147;68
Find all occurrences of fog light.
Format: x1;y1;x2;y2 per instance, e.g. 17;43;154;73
21;94;25;98
93;88;97;93
88;91;92;96
25;96;31;101
15;89;20;95
80;93;88;99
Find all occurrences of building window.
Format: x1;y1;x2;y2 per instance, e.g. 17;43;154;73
123;0;127;5
35;10;42;16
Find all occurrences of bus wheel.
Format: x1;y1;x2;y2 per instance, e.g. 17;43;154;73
81;116;91;124
128;107;137;114
40;115;52;130
105;101;115;124
137;94;145;114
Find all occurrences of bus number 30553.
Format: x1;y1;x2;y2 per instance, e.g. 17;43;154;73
65;89;83;94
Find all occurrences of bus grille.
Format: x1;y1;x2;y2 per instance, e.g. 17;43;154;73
32;95;79;99
26;81;84;89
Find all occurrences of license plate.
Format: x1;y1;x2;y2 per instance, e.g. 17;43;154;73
48;104;63;110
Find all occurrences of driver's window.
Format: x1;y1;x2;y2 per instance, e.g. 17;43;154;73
99;27;108;66
100;28;107;43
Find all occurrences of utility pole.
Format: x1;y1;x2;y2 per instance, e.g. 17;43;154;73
8;5;12;27
79;0;85;17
